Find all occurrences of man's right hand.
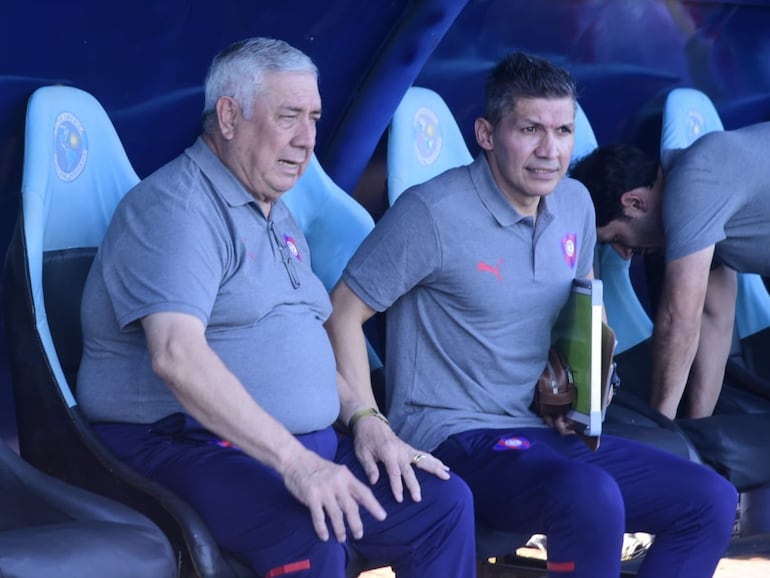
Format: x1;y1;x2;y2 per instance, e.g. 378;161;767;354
281;447;387;542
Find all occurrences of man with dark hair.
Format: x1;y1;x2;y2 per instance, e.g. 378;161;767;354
76;37;476;578
327;52;738;578
570;125;770;421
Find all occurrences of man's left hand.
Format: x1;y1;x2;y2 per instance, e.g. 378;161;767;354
352;417;450;503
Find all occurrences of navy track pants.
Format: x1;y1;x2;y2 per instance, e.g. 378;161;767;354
434;427;737;578
95;414;477;578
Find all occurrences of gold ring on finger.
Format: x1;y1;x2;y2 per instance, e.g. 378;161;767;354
411;453;426;465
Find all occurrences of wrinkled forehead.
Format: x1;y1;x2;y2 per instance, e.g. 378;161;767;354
252;70;321;112
506;96;576;125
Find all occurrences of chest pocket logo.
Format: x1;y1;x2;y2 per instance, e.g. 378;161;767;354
477;258;503;282
561;233;577;269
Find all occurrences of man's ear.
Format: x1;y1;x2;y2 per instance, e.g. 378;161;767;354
474;117;494;151
620;188;649;214
215;96;239;140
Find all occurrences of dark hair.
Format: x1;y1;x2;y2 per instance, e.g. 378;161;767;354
484;52;577;126
569;144;659;227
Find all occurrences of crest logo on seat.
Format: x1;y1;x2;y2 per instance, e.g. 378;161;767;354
412;106;443;166
54;112;89;182
687;109;705;142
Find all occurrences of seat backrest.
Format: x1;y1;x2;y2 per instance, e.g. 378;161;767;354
572;102;598;164
4;85;255;578
661;87;770;340
386;86;473;205
20;85;139;405
661;87;724;149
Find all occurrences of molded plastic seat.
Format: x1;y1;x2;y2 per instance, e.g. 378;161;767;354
2;85;257;578
386;85;473;205
0;438;175;578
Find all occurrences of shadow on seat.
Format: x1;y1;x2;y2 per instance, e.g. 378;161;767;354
2;85;257;578
0;437;176;578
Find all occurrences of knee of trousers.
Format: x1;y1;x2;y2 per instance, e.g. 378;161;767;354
420;472;475;511
680;468;738;532
542;463;624;531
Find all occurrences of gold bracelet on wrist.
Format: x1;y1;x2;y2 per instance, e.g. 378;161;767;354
348;407;389;431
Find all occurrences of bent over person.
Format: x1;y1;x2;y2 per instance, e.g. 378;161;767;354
325;52;738;578
570;131;770;420
76;37;476;578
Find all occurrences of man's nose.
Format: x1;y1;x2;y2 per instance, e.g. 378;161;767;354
611;242;634;260
536;132;559;157
294;118;316;148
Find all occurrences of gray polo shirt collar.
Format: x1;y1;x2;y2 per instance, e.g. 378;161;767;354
185;136;290;221
470;153;555;228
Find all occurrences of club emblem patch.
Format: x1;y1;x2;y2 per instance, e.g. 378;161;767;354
561;233;577;269
413;106;443;166
54;111;89;182
687;109;705;140
493;436;531;451
283;233;302;261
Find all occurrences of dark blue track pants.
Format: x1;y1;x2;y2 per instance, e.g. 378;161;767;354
434;427;737;578
95;414;477;578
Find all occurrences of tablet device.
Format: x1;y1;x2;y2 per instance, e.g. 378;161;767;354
551;278;616;437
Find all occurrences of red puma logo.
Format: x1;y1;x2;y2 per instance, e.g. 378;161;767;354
477;259;503;282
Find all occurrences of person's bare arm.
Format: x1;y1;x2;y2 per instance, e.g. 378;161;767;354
684;264;736;418
650;246;714;419
141;311;385;542
326;281;450;503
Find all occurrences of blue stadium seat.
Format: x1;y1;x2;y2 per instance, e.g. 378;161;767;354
0;436;175;578
571;101;598;164
387;85;473;205
2;85;257;578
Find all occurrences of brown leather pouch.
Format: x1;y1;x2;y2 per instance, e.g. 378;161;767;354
533;347;575;417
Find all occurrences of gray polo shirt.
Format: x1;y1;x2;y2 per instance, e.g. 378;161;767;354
77;137;340;433
663;121;770;274
343;154;595;451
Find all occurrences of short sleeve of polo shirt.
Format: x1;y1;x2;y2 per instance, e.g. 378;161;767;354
662;146;733;263
343;189;441;312
101;164;227;330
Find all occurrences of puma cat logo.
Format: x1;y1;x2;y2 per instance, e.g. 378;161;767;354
477;259;503;282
